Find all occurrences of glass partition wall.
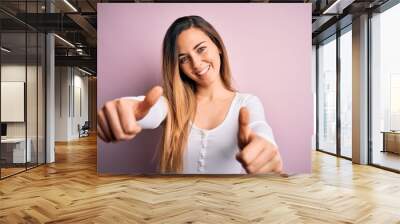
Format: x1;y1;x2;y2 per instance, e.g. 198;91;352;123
0;30;27;177
370;3;400;172
317;35;337;155
0;1;46;179
316;0;400;172
339;27;352;159
316;26;353;159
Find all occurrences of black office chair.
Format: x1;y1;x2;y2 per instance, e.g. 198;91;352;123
79;121;90;138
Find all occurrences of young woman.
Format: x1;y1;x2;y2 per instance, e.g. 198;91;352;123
97;15;283;174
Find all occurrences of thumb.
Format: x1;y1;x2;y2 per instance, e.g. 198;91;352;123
135;86;163;120
238;107;251;149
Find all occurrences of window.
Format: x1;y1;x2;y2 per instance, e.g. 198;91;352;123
317;36;337;154
370;2;400;171
340;27;352;158
0;1;47;179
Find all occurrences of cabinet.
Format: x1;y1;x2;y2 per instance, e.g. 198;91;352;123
382;131;400;154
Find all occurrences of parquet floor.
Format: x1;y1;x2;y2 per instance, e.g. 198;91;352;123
0;167;25;178
1;134;400;223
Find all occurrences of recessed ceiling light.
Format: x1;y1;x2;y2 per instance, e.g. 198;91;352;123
322;0;354;14
1;47;11;53
54;34;75;48
78;67;93;76
63;0;78;12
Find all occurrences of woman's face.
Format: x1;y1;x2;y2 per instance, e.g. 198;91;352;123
176;28;221;87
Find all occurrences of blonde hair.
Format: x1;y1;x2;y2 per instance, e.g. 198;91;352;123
159;16;234;173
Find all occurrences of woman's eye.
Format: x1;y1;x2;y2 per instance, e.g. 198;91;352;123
179;57;188;64
197;47;206;53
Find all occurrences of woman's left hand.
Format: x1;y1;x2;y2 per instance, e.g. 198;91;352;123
236;107;283;174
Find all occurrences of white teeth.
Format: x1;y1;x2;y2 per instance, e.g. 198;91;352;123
197;65;210;75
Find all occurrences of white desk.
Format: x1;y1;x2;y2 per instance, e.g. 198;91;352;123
1;138;31;163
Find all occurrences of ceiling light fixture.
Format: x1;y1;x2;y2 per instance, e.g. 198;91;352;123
78;67;93;76
323;0;342;14
54;34;75;48
63;0;78;12
1;47;11;53
322;0;354;14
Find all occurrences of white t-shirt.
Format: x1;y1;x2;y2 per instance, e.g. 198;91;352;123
129;92;276;174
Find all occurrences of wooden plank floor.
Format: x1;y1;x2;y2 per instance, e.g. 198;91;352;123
1;134;400;223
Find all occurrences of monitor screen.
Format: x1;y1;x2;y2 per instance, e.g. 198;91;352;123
1;123;7;137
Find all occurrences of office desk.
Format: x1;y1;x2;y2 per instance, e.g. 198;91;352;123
382;131;400;154
1;138;31;163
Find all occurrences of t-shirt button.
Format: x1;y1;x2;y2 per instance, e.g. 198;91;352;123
198;159;205;166
200;151;207;157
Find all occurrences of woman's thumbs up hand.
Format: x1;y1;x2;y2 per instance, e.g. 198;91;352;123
236;107;283;174
97;86;163;143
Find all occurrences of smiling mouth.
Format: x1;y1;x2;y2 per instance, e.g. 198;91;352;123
196;65;210;76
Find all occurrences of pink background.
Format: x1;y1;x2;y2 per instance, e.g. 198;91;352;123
98;3;312;174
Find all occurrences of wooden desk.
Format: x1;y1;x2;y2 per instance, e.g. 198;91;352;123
382;131;400;154
1;138;31;163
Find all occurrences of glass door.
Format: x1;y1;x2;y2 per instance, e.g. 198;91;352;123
339;27;352;158
370;3;400;171
1;30;28;178
0;0;47;179
317;35;337;155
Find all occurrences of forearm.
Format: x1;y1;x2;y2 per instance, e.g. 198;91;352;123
250;121;277;147
121;95;168;129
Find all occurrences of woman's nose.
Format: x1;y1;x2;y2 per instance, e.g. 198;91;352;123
191;55;203;70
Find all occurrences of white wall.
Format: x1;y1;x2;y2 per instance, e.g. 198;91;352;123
54;67;89;141
55;66;70;141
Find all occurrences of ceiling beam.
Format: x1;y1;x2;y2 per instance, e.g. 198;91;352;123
55;55;96;71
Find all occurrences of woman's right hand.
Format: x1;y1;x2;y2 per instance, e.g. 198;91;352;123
97;86;163;142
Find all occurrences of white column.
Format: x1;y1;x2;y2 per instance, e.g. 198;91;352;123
352;14;369;164
45;0;55;163
46;32;55;163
